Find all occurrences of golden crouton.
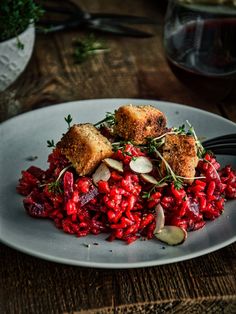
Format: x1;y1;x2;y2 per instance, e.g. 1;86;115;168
57;123;113;176
161;134;198;184
114;104;167;144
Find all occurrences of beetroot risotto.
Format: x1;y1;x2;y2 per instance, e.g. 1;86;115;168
17;104;236;245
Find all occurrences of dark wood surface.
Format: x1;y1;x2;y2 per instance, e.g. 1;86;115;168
0;1;236;313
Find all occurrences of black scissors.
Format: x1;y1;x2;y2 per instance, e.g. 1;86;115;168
38;0;158;37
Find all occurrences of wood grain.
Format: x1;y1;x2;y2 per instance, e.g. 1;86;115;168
1;0;235;122
1;242;236;314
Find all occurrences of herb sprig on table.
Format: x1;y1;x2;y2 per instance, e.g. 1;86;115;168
74;34;109;64
0;0;43;46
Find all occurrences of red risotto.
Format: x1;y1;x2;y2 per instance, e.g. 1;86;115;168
17;105;236;245
17;145;236;244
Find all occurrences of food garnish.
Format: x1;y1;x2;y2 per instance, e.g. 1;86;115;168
103;158;124;172
92;163;111;186
154;204;165;234
129;156;153;174
154;226;187;246
74;34;108;64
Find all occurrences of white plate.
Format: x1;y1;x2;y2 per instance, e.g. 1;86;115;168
0;99;236;268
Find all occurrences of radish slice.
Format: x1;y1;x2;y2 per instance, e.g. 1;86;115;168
156;182;168;188
154;204;165;234
103;158;123;172
92;163;111;185
129;156;153;174
140;174;158;184
154;226;187;246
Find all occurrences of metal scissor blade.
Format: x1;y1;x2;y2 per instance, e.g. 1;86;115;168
88;22;154;37
89;13;158;25
37;19;86;33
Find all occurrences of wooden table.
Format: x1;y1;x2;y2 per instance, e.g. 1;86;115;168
1;1;236;313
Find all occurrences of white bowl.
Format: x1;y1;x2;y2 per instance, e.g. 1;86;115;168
0;23;35;92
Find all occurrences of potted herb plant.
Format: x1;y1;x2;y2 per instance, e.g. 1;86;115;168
0;0;43;92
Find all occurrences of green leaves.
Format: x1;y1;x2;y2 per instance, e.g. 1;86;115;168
186;120;206;158
173;179;183;190
146;137;165;154
47;180;63;195
173;124;186;135
44;165;72;195
94;111;116;128
65;114;73;129
47;114;73;148
47;140;55;148
74;34;109;64
0;0;44;43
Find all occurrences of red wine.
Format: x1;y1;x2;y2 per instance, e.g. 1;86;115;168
165;18;236;78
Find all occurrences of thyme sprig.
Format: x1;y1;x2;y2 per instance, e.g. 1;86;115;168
74;34;109;64
0;0;44;45
154;149;183;189
94;111;116;128
142;175;170;199
142;172;206;200
186;120;206;158
47;140;55;148
43;165;72;194
65;114;73;129
146;138;165;154
47;114;74;147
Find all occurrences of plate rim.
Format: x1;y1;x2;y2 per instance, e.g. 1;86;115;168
1;98;236;129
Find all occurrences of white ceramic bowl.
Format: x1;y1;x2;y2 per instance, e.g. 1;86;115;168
0;23;35;92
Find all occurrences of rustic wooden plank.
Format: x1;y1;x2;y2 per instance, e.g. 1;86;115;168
0;244;114;314
113;243;236;306
1;243;235;314
1;0;233;122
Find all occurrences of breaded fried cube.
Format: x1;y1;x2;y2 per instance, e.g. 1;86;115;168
161;134;198;184
114;104;167;144
57;123;113;176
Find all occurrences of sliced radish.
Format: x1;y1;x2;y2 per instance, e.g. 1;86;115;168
154;204;165;234
129;156;153;174
92;163;111;185
140;173;158;184
156;182;168;188
154;225;187;246
103;158;123;172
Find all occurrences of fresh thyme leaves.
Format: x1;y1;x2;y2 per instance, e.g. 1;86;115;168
44;165;72;194
154;121;205;159
0;0;44;43
65;114;73;129
146;138;165;154
47;140;55;148
173;180;183;190
47;180;63;195
47;115;73;148
154;149;183;189
142;175;170;199
142;191;151;199
74;34;109;64
186;120;206;158
173;124;186;135
145;125;189;154
94;112;116;128
111;141;133;154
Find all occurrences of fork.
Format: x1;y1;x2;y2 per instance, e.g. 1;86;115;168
202;133;236;156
